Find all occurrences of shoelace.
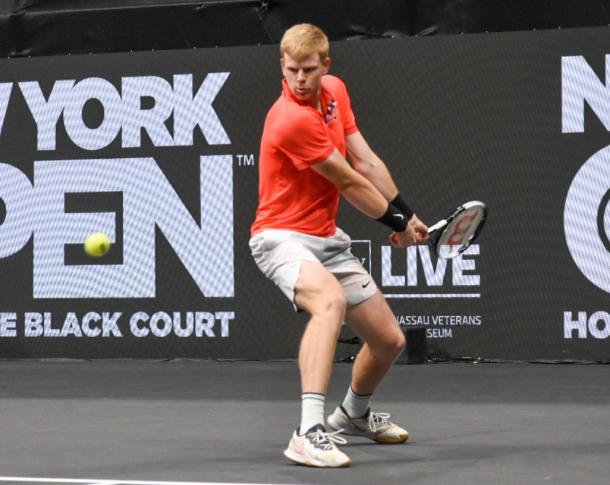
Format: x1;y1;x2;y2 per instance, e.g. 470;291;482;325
307;428;347;450
368;412;391;432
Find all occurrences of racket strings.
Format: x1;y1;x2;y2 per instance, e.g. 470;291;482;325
437;208;485;258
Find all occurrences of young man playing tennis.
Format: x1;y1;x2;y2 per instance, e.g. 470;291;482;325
249;23;428;468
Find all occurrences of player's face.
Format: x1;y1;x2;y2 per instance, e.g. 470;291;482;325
281;52;330;105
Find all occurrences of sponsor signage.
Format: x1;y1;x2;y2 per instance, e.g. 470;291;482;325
1;28;610;359
562;54;610;344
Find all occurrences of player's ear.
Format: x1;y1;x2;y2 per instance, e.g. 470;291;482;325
322;57;331;74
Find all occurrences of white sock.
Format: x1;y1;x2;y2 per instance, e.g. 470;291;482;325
342;386;372;419
300;393;325;434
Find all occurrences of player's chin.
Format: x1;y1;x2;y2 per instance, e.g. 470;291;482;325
294;89;311;98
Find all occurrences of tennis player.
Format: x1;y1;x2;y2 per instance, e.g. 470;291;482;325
249;23;428;468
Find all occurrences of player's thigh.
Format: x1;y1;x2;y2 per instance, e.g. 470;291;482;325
294;260;346;317
250;231;321;310
345;290;405;351
324;246;377;307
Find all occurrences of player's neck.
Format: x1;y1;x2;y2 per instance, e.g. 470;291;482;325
307;91;322;112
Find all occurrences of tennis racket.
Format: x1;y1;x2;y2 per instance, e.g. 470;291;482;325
427;200;487;259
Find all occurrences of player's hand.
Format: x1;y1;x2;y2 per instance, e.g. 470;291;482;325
409;214;429;244
389;214;429;248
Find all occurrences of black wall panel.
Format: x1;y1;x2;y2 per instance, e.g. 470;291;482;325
1;27;609;360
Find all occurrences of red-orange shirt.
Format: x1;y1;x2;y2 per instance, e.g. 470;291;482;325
251;75;358;237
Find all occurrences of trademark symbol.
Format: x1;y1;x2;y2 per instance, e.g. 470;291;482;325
237;154;255;167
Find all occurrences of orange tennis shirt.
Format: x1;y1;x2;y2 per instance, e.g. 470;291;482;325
250;75;358;237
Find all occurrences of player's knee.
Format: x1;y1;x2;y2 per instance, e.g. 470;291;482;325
395;330;407;354
380;330;406;358
309;288;345;325
320;293;346;323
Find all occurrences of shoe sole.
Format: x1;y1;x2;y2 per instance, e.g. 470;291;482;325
283;448;351;468
373;434;409;444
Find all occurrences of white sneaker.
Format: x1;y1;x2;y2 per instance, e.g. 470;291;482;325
327;406;409;444
283;424;351;468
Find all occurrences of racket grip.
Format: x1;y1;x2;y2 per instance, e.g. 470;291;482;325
427;219;447;233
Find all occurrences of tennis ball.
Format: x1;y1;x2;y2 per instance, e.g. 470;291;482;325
84;232;111;257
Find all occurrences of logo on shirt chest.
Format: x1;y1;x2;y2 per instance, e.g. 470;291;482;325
324;99;338;124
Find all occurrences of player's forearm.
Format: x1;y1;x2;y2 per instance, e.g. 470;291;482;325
355;154;399;201
313;148;388;218
346;131;399;201
340;173;389;219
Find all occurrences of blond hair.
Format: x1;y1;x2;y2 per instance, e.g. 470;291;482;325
280;23;329;61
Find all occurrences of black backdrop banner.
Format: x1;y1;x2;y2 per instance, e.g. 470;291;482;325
0;27;609;361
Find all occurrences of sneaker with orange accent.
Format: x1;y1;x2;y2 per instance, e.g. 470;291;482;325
327;406;409;444
283;424;351;468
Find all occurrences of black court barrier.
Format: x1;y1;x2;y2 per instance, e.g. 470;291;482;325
3;0;610;57
1;27;610;361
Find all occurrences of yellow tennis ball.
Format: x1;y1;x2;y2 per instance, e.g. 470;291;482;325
84;232;111;257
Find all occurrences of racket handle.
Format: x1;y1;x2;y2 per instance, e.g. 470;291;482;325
427;219;447;234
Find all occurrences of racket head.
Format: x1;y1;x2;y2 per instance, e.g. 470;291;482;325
431;201;487;259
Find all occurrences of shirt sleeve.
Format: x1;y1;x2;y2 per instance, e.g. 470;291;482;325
275;110;335;170
336;78;358;136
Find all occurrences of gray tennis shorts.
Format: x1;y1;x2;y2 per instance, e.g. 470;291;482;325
249;228;377;311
